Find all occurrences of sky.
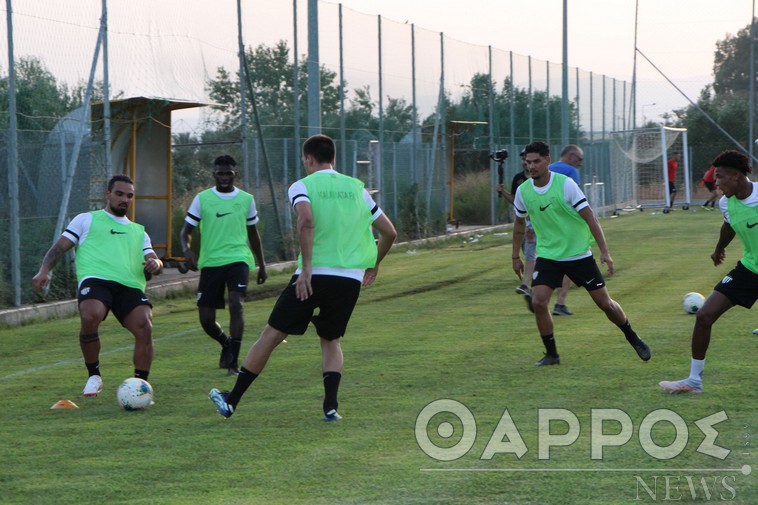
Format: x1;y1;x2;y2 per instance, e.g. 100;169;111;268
332;0;755;122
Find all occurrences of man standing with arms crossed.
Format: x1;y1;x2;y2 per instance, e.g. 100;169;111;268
181;155;267;375
660;150;758;393
32;175;163;396
512;141;650;366
209;134;396;420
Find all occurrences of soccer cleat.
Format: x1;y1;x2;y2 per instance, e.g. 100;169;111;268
323;409;342;422
219;339;234;369
534;354;560;366
629;337;651;361
82;375;103;397
524;293;534;313
515;284;530;295
753;328;758;335
552;304;574;316
209;388;235;418
227;367;240;376
658;378;703;394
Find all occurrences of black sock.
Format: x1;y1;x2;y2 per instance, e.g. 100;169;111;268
211;331;228;347
134;369;150;381
226;366;258;408
540;334;558;357
323;371;342;414
618;320;639;342
86;361;100;377
229;337;242;368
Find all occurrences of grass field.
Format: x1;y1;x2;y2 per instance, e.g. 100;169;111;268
1;208;756;504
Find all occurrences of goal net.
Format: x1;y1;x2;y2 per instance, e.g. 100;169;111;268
609;127;690;211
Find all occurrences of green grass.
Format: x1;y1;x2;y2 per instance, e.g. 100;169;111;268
1;209;756;504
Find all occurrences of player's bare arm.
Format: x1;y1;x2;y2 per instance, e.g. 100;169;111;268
32;236;75;291
143;252;164;275
363;213;397;287
579;206;614;275
511;217;526;278
247;224;267;285
179;221;198;271
294;201;314;300
711;222;736;266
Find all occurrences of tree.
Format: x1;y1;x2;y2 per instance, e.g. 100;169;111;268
0;56;77;131
206;40;343;140
675;20;757;169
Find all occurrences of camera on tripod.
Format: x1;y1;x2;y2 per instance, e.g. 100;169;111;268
490;149;508;163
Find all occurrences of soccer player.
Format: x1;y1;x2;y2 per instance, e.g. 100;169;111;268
512;141;650;366
667;153;682;209
32;175;163;396
660;150;758;394
180;155;267;375
209;134;396;420
701;165;719;210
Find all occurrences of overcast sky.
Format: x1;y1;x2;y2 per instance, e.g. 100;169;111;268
333;0;754;120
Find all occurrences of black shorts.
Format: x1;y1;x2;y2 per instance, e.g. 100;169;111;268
668;181;677;194
197;262;250;309
533;256;606;291
704;181;715;191
268;275;362;341
77;278;152;325
714;262;758;308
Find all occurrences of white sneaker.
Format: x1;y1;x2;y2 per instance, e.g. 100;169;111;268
83;375;103;396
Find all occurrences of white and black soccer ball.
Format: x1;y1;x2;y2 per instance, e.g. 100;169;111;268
116;378;154;410
682;292;705;314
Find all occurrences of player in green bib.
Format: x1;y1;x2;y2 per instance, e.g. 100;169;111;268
32;175;163;397
181;155;267;374
660;150;758;394
512;141;650;366
209;134;397;420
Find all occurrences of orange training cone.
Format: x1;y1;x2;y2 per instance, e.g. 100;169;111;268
51;399;79;409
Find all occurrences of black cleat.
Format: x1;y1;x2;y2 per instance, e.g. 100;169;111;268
524;293;535;313
534;354;560;366
630;337;651;361
219;338;234;369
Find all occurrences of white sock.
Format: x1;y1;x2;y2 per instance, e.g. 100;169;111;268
688;358;705;382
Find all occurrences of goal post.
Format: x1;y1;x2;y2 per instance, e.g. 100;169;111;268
609;126;690;212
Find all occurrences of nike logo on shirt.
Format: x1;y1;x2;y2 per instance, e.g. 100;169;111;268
110;229;126;234
216;212;231;218
539;203;552;211
747;222;758;229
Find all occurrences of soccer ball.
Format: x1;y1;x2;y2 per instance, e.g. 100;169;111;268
116;378;154;410
682;292;705;314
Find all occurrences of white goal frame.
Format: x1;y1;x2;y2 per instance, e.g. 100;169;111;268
609;126;691;212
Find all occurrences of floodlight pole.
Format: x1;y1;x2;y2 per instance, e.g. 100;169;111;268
750;0;756;158
307;0;321;135
236;0;249;188
6;0;20;306
561;0;569;147
632;0;639;128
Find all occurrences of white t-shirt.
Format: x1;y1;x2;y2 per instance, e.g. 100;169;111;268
513;173;592;261
184;187;259;227
288;169;383;281
63;211;154;252
63;210;155;285
513;172;590;219
719;181;758;224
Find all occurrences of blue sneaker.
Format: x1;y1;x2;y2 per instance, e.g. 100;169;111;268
323;409;342;422
209;388;234;418
658;378;703;394
753;329;758;335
